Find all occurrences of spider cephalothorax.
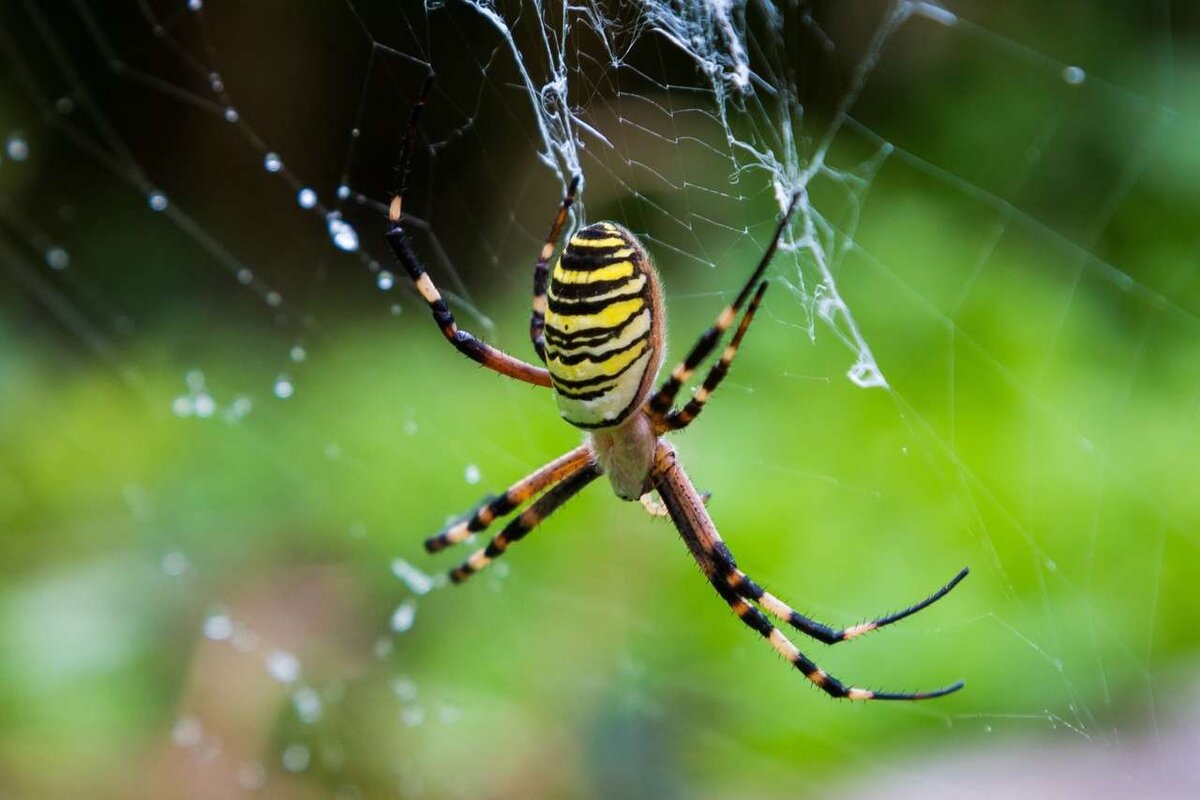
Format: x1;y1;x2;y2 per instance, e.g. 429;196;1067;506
387;76;968;702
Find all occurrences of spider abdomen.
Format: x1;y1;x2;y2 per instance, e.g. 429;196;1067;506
544;222;664;429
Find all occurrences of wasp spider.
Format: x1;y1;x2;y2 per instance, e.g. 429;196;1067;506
387;77;968;701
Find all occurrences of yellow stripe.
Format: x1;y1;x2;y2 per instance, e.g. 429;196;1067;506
568;235;627;249
547;297;644;333
549;274;646;304
550;340;648;383
554;258;636;285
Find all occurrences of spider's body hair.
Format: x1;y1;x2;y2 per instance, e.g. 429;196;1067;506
588;411;657;500
544;222;665;431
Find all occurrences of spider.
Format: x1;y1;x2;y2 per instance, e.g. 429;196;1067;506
387;77;968;701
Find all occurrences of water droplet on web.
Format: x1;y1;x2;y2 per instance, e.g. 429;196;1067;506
161;551;189;576
263;152;282;172
266;290;282;307
326;215;360;251
289;345;306;362
1045;558;1058;572
292;687;323;723
464;464;481;484
281;743;310;772
273;376;294;399
172;716;202;747
45;247;69;269
391;676;418;701
188;0;203;11
148;192;168;212
5;134;29;161
390;598;417;633
223;107;239;123
391;558;434;595
194;393;215;418
337;184;351;199
237;268;253;284
203;613;233;641
236;762;266;790
400;705;426;727
185;369;205;392
209;72;224;92
266;649;301;683
55;97;74;114
376;270;394;291
984;724;993;734
1062;65;1086;85
403;419;418;436
229;396;252;418
297;187;317;209
172;396;193;417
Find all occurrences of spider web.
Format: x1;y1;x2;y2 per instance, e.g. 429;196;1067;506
1;0;1197;797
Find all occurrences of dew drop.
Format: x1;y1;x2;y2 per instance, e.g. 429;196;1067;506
376;270;395;291
282;743;310;772
273;376;294;399
266;290;282;307
1045;558;1058;572
148;192;169;212
403;420;418;436
55;97;74;114
230;396;253;418
292;687;323;723
263;152;283;173
464;464;481;484
5;134;29;161
391;558;434;595
172;396;193;417
194;393;216;418
289;345;307;362
223;107;239;123
266;649;301;683
327;215;360;252
400;705;425;727
203;613;233;641
337;184;351;199
209;72;224;92
172;717;203;747
297;187;317;208
236;762;266;790
45;247;70;269
188;0;203;11
237;268;253;284
390;598;417;633
1062;65;1086;85
161;551;189;576
391;676;418;701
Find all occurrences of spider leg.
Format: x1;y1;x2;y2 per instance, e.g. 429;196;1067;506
640;489;710;518
652;441;964;701
664;281;768;431
385;75;552;388
425;444;594;553
647;194;798;420
449;463;602;584
530;175;580;362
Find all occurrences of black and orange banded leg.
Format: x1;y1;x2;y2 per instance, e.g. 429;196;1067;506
530;175;581;362
449;463;603;584
665;281;768;431
647;193;799;419
652;441;964;701
386;76;552;388
425;444;595;553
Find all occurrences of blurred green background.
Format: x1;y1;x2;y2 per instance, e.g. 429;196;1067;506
1;1;1198;798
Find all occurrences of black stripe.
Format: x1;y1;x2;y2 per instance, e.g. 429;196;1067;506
549;276;639;300
559;249;634;271
572;225;622;241
544;313;643;348
550;332;649;366
545;303;644;338
547;290;645;317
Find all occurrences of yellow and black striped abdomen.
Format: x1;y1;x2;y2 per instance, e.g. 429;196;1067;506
544;222;663;429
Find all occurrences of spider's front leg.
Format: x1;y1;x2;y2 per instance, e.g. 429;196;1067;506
651;441;965;701
386;75;553;388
